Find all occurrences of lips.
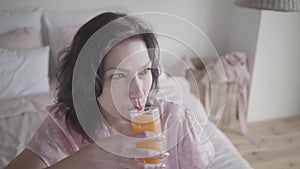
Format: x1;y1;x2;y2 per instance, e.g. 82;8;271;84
128;106;144;112
135;106;143;111
128;106;143;112
128;99;144;112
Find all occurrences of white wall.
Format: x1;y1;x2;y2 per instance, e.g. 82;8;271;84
0;0;232;54
227;2;261;75
0;0;233;76
226;3;300;122
247;11;300;122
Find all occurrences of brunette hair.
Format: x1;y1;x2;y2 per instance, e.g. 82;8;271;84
55;12;160;142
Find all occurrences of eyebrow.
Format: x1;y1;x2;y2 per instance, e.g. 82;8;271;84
103;61;152;73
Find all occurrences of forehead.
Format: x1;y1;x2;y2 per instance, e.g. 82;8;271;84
103;38;150;70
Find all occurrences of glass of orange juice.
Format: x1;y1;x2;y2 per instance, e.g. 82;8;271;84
130;107;165;164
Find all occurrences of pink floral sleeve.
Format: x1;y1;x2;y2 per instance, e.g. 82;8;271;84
26;105;90;166
176;109;215;169
153;98;215;169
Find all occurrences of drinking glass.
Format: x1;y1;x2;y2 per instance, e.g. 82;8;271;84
130;107;165;163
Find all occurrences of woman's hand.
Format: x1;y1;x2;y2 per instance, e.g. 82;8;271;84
92;131;169;169
134;153;169;169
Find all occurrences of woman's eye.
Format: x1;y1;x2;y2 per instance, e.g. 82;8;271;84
139;68;151;76
111;73;126;80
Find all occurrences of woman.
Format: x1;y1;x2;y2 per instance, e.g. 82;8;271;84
5;12;215;169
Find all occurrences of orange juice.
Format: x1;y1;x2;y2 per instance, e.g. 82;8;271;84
130;107;165;163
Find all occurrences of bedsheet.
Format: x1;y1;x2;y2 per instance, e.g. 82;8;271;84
205;121;252;169
0;92;54;168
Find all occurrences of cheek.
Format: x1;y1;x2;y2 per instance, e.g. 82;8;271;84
97;82;128;112
144;75;153;93
97;89;113;112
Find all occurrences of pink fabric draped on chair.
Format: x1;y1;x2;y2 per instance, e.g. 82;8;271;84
201;52;262;147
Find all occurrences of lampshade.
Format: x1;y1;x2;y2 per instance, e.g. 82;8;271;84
234;0;300;12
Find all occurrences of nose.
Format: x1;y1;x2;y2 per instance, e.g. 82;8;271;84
129;76;144;100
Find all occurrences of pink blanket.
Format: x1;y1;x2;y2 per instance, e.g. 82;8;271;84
201;52;262;147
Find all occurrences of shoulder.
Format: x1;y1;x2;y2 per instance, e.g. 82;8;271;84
46;103;66;124
149;97;199;133
149;97;195;121
149;97;184;117
26;104;90;166
42;104;89;145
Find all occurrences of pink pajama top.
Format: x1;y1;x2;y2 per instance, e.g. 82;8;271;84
27;98;215;168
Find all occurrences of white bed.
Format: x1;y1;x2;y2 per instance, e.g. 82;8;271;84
0;82;252;169
0;8;252;169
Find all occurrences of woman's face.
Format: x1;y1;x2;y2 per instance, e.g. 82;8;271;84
97;38;153;122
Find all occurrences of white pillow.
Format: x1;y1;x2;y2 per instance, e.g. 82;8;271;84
43;10;105;80
0;8;43;45
0;46;50;100
0;27;41;50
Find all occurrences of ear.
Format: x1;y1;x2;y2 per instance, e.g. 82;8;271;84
96;96;102;105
